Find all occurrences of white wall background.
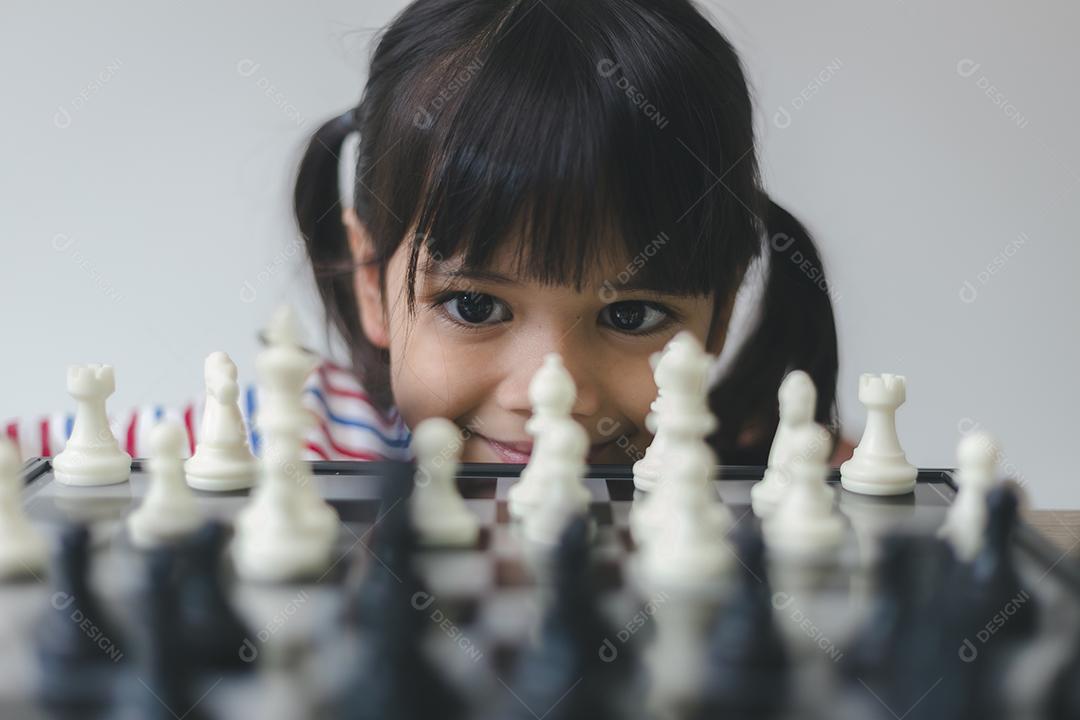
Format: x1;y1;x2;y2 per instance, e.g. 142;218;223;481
2;1;1077;506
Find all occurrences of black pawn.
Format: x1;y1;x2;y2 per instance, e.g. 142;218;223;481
338;467;465;720
508;515;640;720
962;483;1037;641
926;484;1037;720
177;520;255;671
698;523;789;720
124;547;209;720
349;461;422;631
846;534;988;720
844;533;956;681
1047;634;1080;720
35;524;125;715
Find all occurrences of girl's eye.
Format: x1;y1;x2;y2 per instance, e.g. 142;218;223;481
439;292;511;327
600;301;672;334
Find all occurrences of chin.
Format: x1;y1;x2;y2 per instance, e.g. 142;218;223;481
588;443;637;467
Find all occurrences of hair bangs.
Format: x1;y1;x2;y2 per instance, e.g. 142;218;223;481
365;0;764;311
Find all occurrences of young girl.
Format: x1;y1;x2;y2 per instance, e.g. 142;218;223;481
8;0;847;466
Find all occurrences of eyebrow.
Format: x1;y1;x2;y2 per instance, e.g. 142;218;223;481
425;266;519;286
423;264;682;296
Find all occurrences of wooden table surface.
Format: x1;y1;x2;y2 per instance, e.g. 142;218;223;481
1027;510;1080;557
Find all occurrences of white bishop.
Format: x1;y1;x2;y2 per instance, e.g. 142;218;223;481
522;419;592;545
508;353;576;519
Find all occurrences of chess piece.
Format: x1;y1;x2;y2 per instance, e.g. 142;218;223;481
959;484;1037;640
0;438;47;579
1047;631;1080;720
177;520;255;670
638;435;734;589
843;533;919;680
350;462;420;630
633;345;673;493
35;524;126;711
525;353;577;436
508;516;641;720
122;547;209;720
233;306;338;581
630;333;730;550
840;373;917;496
634;332;714;495
127;421;202;549
763;423;844;562
509;354;577;519
843;534;976;720
699;524;789;719
411;417;479;547
52;365;131;486
185;351;257;491
646;598;715;714
341;469;466;720
522;419;592;545
232;433;335;582
939;432;1001;561
750;370;817;517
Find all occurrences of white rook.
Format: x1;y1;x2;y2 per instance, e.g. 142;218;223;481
840;373;917;496
52;365;131;486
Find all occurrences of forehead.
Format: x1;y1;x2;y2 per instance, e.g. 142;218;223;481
418;234;691;296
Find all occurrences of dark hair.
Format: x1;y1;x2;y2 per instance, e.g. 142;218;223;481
294;0;840;460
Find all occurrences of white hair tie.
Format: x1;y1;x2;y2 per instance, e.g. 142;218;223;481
707;239;770;389
338;130;362;210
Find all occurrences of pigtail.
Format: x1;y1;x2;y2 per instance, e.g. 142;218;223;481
708;197;840;463
294;107;395;417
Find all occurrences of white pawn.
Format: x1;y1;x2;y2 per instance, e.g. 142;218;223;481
522;419;592;545
508;354;576;519
185;352;257;491
52;365;131;486
939;432;1001;561
840;373;917;496
232;441;334;581
0;438;47;579
638;440;734;590
764;423;844;562
127;422;202;549
751;370;817;517
411;417;479;547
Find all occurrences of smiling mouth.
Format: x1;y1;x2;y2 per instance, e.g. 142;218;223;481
477;433;618;464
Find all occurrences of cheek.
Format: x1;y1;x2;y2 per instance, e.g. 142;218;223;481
587;355;658;442
617;361;658;434
385;317;495;432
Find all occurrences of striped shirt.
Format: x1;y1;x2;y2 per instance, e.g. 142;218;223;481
3;359;413;463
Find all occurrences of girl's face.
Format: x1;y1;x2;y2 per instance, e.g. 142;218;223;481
349;218;729;465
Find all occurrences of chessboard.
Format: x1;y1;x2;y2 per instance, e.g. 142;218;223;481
3;458;1080;720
